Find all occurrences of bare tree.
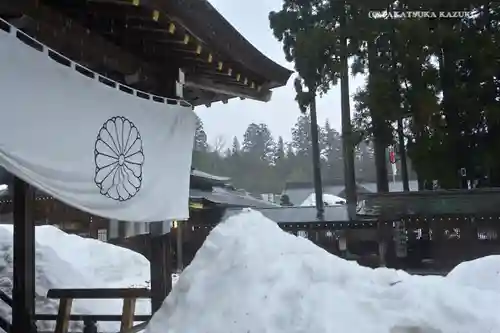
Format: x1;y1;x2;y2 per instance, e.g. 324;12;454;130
211;135;226;154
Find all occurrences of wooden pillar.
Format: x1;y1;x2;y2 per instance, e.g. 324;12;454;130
12;177;36;333
176;222;183;271
430;216;443;264
377;217;389;267
149;223;172;314
118;220;127;238
338;230;347;257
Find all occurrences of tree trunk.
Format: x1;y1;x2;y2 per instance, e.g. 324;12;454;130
368;38;389;193
309;95;324;218
340;1;357;214
388;11;410;191
438;5;464;188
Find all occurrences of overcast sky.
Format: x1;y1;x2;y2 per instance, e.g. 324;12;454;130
196;0;365;147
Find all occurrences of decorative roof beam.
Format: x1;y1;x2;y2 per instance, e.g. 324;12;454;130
184;78;271;103
60;2;148;22
88;1;265;94
191;68;259;88
27;0;269;103
147;0;292;87
77;0;265;96
87;0;141;6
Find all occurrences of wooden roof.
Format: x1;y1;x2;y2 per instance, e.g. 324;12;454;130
156;0;291;87
0;0;292;106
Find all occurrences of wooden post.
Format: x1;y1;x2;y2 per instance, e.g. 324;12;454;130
338;231;348;257
377;217;388;267
12;177;36;333
54;298;73;333
176;221;183;271
120;298;137;332
149;223;172;313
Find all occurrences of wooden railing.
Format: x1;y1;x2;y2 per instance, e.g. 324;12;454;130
37;288;152;333
0;289;12;332
0;287;152;333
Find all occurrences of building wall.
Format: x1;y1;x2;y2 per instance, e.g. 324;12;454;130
261;193;280;204
107;220;171;239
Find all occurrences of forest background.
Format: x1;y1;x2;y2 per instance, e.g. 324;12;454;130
192;114;417;195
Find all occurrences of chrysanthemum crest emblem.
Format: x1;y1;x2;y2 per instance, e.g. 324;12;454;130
94;116;144;201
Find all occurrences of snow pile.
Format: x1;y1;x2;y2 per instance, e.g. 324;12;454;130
34;226;149;287
0;226;91;331
300;193;346;207
0;184;7;197
172;273;180;287
0;225;151;332
146;209;500;333
447;255;500;293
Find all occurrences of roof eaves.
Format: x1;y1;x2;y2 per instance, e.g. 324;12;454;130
153;0;293;87
191;169;231;182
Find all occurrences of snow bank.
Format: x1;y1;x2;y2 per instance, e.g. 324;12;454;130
300;193;346;206
146;209;500;333
0;225;151;332
34;226;150;287
0;226;91;331
447;255;500;293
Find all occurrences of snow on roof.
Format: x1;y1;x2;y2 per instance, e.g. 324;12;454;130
222;205;351;223
145;208;500;333
191;169;231;182
190;187;278;208
259;205;350;223
300;193;346;207
0;185;7;197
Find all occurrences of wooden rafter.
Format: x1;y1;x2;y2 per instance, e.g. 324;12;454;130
1;0;278;104
87;0;140;6
47;0;266;90
13;5;166;90
185;78;271;102
0;0;38;15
